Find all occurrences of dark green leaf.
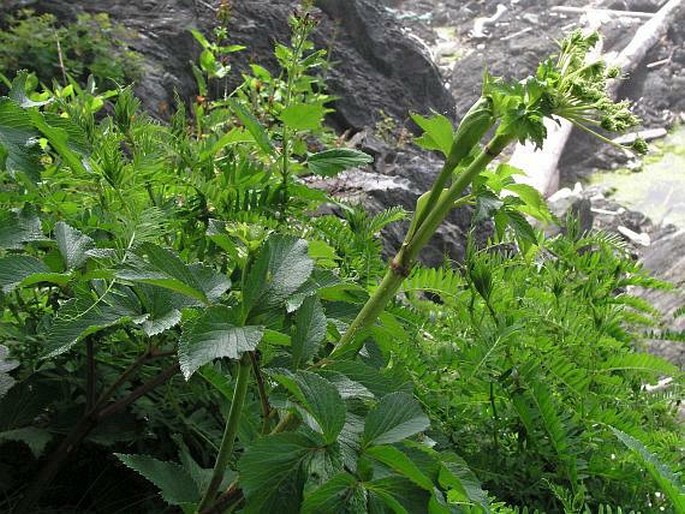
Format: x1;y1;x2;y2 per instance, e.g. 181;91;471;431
0;207;44;249
117;243;230;304
362;392;430;447
134;284;188;336
54;221;94;270
366;475;430;514
0;255;49;293
0;427;51;457
0;97;42;181
243;235;314;316
292;296;327;368
0;376;58;430
178;305;263;379
272;370;347;443
328;361;409;398
116;454;200;506
366;446;434;490
239;432;320;513
226;97;275;157
439;452;489;508
280;102;325;131
302;473;365;514
411;112;454;158
317;370;374;401
44;289;142;358
307;148;374;176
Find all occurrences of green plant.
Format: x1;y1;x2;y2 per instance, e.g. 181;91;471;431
331;31;646;360
0;11;680;514
0;9;142;89
394;229;683;511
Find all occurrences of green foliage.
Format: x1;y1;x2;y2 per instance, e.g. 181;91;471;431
0;9;143;89
610;427;685;512
0;13;681;514
116;453;202;506
395;231;683;512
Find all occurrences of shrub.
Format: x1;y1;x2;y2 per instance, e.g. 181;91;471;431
0;9;142;89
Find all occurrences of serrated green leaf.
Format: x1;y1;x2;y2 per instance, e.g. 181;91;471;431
366;446;434;491
302;472;365;514
317;370;375;400
0;427;51;457
0;207;44;250
116;453;200;506
610;427;685;512
307;148;373;176
292;296;327;368
44;288;142;358
411;112;454;158
505;208;537;244
280;102;325;131
438;452;489;509
286;268;342;312
134;284;189;336
178;305;263;379
225;97;275;157
0;376;58;430
272;370;346;443
366;475;430;514
0;97;43;182
117;243;230;305
8;71;52;108
0;345;18;399
328;361;410;398
0;255;49;293
505;182;552;222
27;110;90;175
362;392;430;447
243;235;314;316
239;432;321;513
54;221;94;270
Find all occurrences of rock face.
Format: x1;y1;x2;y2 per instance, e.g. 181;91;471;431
639;231;685;367
1;0;454;131
2;0;468;263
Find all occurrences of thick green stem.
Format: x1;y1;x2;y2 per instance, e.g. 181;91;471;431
331;132;514;359
197;355;252;513
403;133;513;263
330;261;408;359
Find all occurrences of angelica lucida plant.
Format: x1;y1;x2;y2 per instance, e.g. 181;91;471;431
331;30;646;358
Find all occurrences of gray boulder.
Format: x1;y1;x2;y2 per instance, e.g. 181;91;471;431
2;0;454;130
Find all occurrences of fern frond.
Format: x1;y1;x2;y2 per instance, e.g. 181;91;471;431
367;205;407;234
401;266;464;298
609;426;685;513
594;504;641;514
601;353;679;376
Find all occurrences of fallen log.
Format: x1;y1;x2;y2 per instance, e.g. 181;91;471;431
509;0;684;197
